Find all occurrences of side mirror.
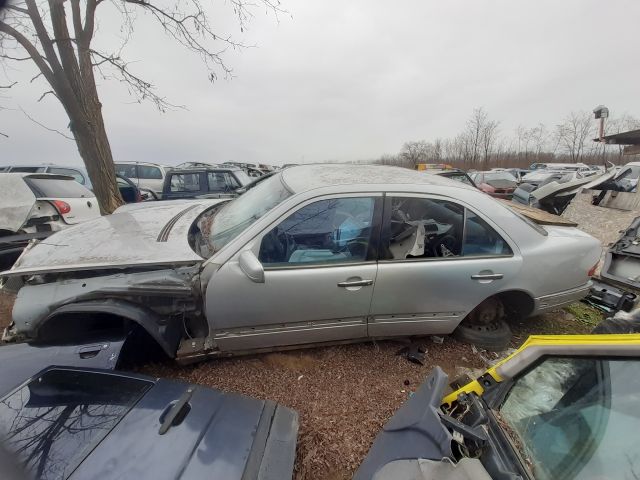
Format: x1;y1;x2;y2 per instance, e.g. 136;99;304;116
238;250;265;283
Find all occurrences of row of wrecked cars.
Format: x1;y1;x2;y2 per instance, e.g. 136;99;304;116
0;164;640;479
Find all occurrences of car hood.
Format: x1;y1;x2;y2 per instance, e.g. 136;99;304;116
2;201;225;276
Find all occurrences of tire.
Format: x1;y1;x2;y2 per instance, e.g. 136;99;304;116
454;297;512;351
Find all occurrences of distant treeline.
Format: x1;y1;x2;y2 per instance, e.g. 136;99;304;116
374;108;640;171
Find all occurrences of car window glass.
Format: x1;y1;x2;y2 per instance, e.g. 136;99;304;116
499;357;640;480
233;169;252;185
137;165;163;179
0;368;152;480
10;167;44;173
385;197;464;260
463;210;512;256
48;167;85;184
114;164;137;178
170;173;200;192
207;172;239;192
259;197;375;266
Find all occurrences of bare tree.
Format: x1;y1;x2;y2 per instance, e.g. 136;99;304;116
554;111;593;163
398;140;432;168
0;0;282;213
481;117;499;163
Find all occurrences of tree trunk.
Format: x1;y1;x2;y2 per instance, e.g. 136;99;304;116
68;104;123;214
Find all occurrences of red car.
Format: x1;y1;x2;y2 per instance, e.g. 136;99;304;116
470;170;518;199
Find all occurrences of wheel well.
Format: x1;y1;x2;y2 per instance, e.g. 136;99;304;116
36;312;168;364
495;290;535;322
37;312;130;342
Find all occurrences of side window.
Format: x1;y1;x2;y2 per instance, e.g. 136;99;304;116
259;197;375;266
115;164;137;178
49;168;85;184
138;166;163;180
170;173;200;192
208;172;239;192
463;211;512;256
385;197;464;259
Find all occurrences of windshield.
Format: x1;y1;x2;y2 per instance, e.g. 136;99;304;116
190;172;292;258
499;357;640;480
483;171;517;182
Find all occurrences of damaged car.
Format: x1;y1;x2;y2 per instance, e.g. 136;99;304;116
0;173;101;270
0;338;298;480
1;165;601;360
355;333;640;480
469;171;517;199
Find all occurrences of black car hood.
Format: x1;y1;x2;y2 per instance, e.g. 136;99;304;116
354;367;453;480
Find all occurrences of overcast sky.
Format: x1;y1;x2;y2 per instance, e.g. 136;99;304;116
2;0;640;167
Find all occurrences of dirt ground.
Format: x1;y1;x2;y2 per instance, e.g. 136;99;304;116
0;291;601;479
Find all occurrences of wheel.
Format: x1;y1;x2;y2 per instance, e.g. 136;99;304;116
454;297;512;351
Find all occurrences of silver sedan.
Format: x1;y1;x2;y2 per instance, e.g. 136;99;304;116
3;165;601;359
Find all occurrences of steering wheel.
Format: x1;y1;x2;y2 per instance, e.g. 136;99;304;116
432;234;459;257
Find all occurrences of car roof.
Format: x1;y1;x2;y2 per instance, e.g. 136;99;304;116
114;161;167;167
0;172;76;180
280;164;473;193
168;166;240;173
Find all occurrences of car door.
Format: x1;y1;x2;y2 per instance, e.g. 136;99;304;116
368;194;522;337
206;194;383;352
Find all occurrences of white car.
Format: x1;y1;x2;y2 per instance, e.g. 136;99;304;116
114;162;172;198
0;173;100;268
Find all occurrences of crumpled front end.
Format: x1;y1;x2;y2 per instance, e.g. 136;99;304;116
3;265;204;358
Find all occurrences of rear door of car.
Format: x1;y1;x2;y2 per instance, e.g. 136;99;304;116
206;193;383;351
367;193;522;337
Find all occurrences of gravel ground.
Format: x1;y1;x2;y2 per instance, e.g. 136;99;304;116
0;290;600;479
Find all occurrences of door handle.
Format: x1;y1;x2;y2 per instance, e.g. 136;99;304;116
337;279;373;287
471;273;504;280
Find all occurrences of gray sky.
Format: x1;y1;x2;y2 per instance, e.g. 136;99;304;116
2;0;640;166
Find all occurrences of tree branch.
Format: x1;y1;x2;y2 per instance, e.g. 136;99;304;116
0;19;56;86
89;49;180;111
19;106;74;140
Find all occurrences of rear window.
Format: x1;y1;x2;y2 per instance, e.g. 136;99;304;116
48;167;86;185
138;165;163;179
0;368;152;480
24;177;93;198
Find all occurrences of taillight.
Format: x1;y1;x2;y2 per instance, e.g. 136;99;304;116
51;200;71;214
588;262;599;277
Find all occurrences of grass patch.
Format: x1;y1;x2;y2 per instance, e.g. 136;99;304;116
563;302;604;328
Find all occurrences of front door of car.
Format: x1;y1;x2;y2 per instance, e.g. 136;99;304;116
206;194;383;352
368;194;522;337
